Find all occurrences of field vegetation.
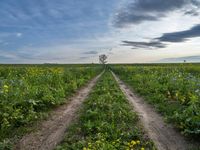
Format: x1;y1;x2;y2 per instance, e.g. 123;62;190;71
0;65;101;147
0;63;199;150
56;71;155;150
112;64;200;137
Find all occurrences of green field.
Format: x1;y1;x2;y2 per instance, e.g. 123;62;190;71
0;63;199;149
0;65;101;148
112;64;200;136
56;71;155;150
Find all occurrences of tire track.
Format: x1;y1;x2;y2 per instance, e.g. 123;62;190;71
112;72;195;150
15;72;104;150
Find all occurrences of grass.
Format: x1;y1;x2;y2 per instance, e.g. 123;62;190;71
112;65;200;138
0;66;101;149
56;71;155;150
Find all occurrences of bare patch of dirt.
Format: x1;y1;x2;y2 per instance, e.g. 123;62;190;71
15;72;103;150
112;72;197;150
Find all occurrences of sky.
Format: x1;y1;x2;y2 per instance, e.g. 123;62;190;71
0;0;200;64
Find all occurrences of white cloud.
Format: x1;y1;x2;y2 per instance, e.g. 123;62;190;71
0;50;19;59
16;33;22;37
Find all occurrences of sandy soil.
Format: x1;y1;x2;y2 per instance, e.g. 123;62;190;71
15;72;103;150
112;72;197;150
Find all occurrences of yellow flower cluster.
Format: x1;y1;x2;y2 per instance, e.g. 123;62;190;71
3;85;9;93
126;140;145;150
82;139;145;150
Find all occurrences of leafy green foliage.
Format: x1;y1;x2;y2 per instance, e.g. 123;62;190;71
56;71;155;150
112;65;200;137
0;66;101;143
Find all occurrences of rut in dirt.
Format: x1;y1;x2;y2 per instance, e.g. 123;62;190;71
112;72;196;150
15;72;103;150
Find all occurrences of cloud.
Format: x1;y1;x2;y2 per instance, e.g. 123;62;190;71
16;33;22;37
0;32;22;38
0;41;103;64
158;55;200;62
184;10;199;16
0;49;20;61
82;51;98;55
121;40;166;49
79;56;91;60
114;0;200;27
121;24;200;49
0;0;118;60
155;24;200;42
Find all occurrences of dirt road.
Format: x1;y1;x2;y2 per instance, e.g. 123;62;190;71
112;72;194;150
15;72;103;150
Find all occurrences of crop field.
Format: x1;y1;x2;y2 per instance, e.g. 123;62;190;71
56;71;155;150
112;64;200;136
0;64;199;150
0;65;101;148
2;0;200;149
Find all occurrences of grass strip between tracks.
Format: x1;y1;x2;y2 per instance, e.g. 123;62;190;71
56;71;155;150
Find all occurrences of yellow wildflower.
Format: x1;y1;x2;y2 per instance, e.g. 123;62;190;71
131;140;136;145
3;85;9;93
3;85;9;89
88;143;92;148
141;147;145;150
136;140;140;144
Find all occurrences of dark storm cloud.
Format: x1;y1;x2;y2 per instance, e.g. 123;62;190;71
184;10;199;16
122;40;166;49
156;24;200;42
121;24;200;49
114;0;200;27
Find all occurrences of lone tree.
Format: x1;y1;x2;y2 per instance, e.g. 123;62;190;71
99;54;107;64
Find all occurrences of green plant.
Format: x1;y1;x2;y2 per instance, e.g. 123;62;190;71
0;66;101;144
56;71;155;150
112;64;200;137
